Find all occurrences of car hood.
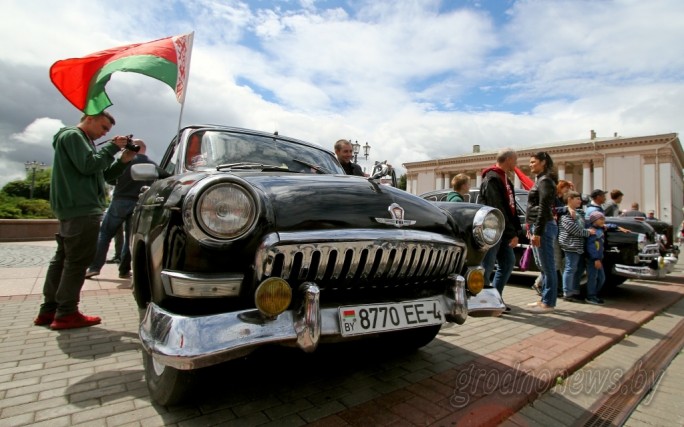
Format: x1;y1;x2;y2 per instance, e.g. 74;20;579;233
243;173;455;235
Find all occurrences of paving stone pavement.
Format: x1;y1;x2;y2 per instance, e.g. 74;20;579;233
503;295;684;426
0;240;683;426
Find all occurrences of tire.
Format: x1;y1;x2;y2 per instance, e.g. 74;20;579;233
603;273;627;289
602;260;627;290
142;350;196;406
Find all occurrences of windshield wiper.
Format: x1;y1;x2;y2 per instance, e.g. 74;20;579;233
216;162;291;172
292;159;329;174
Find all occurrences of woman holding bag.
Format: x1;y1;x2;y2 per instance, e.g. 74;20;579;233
525;152;558;312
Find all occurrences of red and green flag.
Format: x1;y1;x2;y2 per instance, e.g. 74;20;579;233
50;32;194;115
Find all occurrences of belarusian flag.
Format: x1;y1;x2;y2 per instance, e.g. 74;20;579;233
50;32;194;115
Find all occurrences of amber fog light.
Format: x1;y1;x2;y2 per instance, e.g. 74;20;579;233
255;278;292;317
466;267;485;295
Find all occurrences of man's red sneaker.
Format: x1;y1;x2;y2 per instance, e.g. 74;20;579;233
50;312;101;330
34;312;55;326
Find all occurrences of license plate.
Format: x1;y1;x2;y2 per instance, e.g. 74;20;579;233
339;299;444;336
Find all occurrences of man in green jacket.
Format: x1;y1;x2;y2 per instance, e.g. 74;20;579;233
34;111;137;330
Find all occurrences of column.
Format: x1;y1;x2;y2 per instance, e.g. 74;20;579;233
435;174;442;190
476;174;482;188
582;162;592;195
593;158;604;191
444;174;451;190
557;162;565;181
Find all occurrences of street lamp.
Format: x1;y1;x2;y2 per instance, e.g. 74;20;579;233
24;161;47;199
363;142;371;160
351;140;361;163
350;140;371;163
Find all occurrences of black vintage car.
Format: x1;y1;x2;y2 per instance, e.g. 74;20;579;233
129;125;506;405
420;188;676;287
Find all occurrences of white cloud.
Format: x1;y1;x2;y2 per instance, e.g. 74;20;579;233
10;118;64;145
0;0;682;190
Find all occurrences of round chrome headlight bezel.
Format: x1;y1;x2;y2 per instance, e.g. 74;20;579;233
472;206;504;250
183;175;260;243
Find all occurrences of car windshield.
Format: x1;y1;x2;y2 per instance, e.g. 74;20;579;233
185;130;345;174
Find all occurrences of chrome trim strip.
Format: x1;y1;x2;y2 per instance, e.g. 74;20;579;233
161;270;244;298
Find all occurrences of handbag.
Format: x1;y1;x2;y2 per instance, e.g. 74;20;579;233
519;245;534;271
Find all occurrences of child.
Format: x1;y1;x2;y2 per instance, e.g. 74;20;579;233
585;211;606;304
558;191;595;302
447;173;470;202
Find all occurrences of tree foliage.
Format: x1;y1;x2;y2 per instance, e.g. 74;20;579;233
0;168;54;218
398;174;407;190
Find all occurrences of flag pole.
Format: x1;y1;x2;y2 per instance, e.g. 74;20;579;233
176;100;186;142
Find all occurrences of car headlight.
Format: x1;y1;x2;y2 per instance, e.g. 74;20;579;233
637;233;647;250
472;206;504;250
197;183;256;238
184;176;260;243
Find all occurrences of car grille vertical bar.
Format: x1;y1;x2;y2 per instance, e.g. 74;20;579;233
346;247;365;279
314;246;332;280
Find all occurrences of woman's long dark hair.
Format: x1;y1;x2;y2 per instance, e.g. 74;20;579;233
532;151;556;180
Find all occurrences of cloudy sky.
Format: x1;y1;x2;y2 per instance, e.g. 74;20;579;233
1;0;683;187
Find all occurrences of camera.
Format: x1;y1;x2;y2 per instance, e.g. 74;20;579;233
124;134;140;152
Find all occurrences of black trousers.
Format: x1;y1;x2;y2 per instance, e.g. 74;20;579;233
39;214;102;317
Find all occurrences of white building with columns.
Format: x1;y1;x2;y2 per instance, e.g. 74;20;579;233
403;131;684;226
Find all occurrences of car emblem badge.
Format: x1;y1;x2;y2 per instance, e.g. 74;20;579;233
375;203;416;228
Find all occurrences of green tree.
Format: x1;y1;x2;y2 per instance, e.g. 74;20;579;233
2;180;31;199
0;168;54;218
2;168;51;200
398;174;407;190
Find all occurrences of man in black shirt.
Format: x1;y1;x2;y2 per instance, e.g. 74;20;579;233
86;140;160;279
334;139;364;176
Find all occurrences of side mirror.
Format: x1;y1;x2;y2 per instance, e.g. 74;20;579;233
131;163;159;181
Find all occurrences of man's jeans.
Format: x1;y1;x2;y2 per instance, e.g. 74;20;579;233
531;221;559;307
482;240;516;298
586;260;605;298
89;198;137;274
40;215;101;317
562;250;584;297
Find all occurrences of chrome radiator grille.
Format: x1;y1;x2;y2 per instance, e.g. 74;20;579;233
254;230;464;288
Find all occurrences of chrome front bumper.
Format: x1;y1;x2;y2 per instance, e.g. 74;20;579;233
139;275;504;370
613;255;677;280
